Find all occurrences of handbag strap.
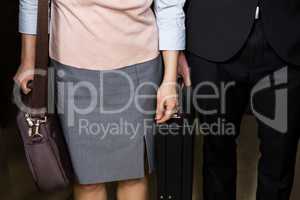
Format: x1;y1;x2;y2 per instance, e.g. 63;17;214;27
30;0;49;112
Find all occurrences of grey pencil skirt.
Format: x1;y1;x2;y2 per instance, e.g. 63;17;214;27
51;56;163;184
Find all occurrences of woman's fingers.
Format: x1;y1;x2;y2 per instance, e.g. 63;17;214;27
157;99;177;123
156;81;178;123
13;66;34;95
155;97;164;121
156;96;178;124
20;78;33;94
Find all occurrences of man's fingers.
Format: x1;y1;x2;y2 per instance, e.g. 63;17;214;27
178;52;192;87
183;70;192;86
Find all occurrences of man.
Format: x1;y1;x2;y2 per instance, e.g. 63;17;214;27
178;0;300;199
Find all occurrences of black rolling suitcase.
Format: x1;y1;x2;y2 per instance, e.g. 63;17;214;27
156;83;195;200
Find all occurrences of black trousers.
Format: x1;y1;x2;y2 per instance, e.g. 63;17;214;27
187;19;300;200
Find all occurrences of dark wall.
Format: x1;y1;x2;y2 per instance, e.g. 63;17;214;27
0;1;20;197
0;1;20;126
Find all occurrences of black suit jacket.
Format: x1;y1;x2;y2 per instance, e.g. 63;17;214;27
186;0;300;65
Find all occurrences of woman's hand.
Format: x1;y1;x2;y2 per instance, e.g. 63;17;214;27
13;64;34;94
156;81;178;123
156;50;180;123
177;52;191;86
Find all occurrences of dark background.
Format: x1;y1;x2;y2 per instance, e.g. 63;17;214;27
0;0;20;126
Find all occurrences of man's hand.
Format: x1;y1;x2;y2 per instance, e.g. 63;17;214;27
178;52;191;86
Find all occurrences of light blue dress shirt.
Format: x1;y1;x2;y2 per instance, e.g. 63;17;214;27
19;0;186;50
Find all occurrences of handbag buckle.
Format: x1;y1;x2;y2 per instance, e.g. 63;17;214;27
25;113;47;138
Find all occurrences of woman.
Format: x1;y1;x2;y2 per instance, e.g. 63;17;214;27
14;0;186;199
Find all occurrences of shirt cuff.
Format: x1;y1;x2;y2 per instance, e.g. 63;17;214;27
159;29;186;50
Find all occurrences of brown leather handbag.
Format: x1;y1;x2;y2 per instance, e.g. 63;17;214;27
16;0;73;192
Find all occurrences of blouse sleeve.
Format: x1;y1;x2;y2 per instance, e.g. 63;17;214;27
154;0;186;50
19;0;38;35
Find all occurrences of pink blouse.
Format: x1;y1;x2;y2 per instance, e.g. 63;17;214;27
19;0;186;70
50;0;159;69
